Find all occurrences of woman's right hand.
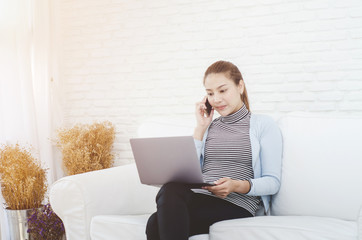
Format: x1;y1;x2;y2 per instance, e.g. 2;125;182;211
193;96;214;140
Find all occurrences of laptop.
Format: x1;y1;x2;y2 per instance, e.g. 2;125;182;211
130;136;215;188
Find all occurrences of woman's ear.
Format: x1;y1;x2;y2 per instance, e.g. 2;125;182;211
239;80;244;95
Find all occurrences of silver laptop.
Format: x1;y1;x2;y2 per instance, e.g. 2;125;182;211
130;136;214;188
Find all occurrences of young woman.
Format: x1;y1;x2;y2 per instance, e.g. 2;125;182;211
146;60;282;240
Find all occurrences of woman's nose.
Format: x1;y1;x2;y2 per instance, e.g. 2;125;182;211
213;94;222;103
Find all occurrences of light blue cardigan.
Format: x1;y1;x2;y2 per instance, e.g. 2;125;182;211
194;114;283;213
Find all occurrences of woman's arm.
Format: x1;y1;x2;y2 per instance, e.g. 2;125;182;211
193;96;214;140
193;97;214;166
246;117;283;196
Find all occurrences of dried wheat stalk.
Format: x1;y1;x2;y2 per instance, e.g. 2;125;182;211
56;121;115;175
0;144;47;210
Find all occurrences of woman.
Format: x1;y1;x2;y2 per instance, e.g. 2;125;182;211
146;60;282;240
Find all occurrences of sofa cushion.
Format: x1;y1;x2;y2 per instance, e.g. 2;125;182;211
272;114;362;221
210;216;357;240
90;214;209;240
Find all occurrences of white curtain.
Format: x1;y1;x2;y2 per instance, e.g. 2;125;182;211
0;0;62;239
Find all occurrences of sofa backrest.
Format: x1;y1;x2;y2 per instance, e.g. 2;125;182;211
271;113;362;221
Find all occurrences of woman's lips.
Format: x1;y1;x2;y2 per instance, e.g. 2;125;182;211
215;105;227;110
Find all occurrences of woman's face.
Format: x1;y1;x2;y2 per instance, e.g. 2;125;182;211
204;73;244;117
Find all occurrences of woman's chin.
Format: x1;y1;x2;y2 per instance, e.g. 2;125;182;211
216;109;229;117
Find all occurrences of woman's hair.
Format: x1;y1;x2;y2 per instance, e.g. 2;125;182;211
203;60;250;111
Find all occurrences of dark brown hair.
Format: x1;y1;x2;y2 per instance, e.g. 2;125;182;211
203;60;250;111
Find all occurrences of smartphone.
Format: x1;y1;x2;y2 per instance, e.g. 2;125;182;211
205;98;212;116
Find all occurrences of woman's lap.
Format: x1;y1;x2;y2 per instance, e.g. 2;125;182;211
146;182;252;240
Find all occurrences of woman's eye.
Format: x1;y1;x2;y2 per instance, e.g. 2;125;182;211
207;93;213;96
220;89;227;93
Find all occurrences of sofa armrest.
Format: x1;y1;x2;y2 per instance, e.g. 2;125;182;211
49;163;159;240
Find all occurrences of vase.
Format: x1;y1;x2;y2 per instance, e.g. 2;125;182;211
4;207;41;240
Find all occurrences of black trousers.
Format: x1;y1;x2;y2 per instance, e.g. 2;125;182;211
146;182;252;240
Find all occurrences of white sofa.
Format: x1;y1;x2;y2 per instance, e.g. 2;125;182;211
50;113;362;240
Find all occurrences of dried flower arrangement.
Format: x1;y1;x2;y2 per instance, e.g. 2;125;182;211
56;121;115;175
0;144;47;210
27;202;65;240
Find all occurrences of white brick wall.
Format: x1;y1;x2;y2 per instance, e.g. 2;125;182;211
53;0;362;165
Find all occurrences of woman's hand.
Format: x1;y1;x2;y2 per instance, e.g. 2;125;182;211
194;96;214;140
203;178;251;198
202;177;235;198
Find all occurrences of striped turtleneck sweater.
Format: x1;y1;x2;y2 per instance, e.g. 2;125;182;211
194;104;260;216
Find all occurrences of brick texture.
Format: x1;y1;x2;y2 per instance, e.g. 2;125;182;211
54;0;362;165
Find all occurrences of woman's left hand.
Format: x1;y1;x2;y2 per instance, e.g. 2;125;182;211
202;177;236;198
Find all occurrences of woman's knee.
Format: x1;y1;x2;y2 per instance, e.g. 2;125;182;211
156;182;191;206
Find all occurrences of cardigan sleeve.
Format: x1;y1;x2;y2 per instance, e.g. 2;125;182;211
194;126;209;167
246;116;283;196
194;138;204;167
